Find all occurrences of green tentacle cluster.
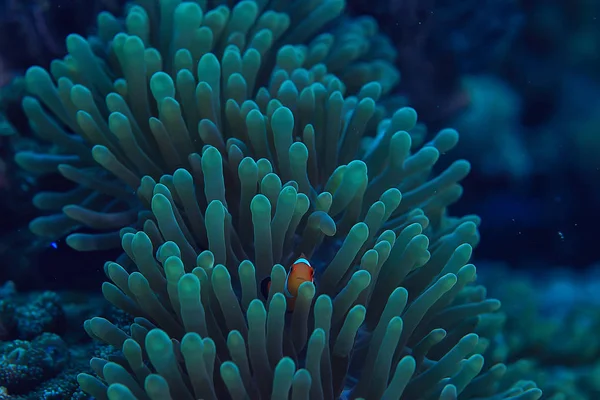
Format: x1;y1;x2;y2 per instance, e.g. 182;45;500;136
75;131;540;399
16;0;398;251
14;1;546;399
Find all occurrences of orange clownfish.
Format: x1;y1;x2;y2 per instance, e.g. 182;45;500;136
261;254;315;311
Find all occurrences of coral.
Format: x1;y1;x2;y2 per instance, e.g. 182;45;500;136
0;288;108;399
15;0;398;252
486;267;600;367
0;333;69;394
0;291;66;341
0;282;15;300
0;350;96;400
421;0;523;74
15;292;65;340
478;263;600;400
18;366;90;400
450;75;531;179
36;370;84;400
0;291;71;396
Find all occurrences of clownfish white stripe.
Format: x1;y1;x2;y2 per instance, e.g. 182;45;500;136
295;258;311;266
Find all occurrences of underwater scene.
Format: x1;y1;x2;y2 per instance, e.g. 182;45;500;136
0;0;598;399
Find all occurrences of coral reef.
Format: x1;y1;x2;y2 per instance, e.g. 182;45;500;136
0;292;65;340
0;285;108;399
449;75;530;179
0;291;65;341
478;263;600;400
0;333;69;394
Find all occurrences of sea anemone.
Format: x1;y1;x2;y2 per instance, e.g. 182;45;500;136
15;1;543;399
15;0;398;251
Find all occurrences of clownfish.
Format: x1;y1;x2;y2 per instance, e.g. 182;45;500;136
261;254;315;311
